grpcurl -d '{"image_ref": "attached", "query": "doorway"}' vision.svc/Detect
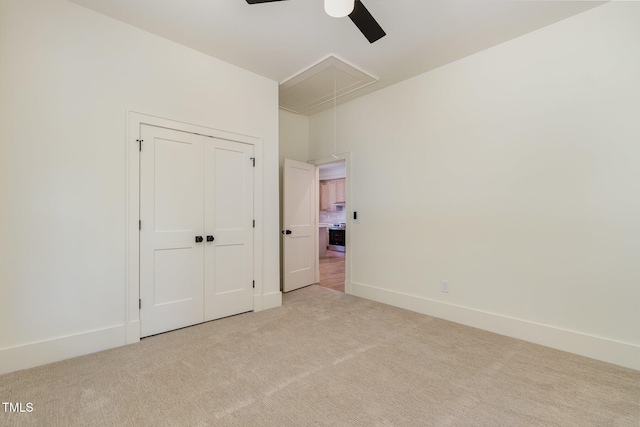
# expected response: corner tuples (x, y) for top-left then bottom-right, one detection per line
(317, 160), (347, 293)
(281, 154), (352, 295)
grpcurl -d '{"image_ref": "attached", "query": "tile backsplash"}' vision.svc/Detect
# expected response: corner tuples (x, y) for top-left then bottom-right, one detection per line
(319, 207), (346, 224)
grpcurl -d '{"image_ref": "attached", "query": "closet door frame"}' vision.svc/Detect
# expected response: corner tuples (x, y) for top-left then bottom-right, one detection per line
(126, 111), (263, 344)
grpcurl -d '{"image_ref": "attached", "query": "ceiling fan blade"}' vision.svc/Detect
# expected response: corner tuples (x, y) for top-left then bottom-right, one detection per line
(348, 0), (386, 44)
(246, 0), (286, 4)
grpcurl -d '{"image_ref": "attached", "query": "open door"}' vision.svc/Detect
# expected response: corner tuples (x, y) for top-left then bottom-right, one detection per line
(282, 159), (317, 292)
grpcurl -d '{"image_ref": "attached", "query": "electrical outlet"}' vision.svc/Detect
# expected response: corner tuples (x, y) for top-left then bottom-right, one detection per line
(441, 280), (449, 293)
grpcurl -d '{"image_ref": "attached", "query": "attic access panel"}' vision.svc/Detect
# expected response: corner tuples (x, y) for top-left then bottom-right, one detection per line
(279, 56), (378, 114)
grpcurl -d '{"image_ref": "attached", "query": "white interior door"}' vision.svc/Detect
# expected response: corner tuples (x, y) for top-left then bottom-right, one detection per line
(282, 158), (317, 292)
(140, 125), (205, 337)
(204, 137), (254, 320)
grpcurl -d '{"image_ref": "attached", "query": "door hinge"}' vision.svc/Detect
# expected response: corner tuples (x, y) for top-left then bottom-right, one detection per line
(139, 299), (141, 309)
(139, 220), (141, 230)
(137, 139), (143, 151)
(252, 280), (255, 289)
(250, 157), (255, 167)
(253, 219), (255, 228)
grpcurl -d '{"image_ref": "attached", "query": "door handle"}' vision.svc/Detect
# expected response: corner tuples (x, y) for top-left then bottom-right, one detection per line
(281, 230), (292, 235)
(195, 236), (203, 243)
(206, 235), (214, 242)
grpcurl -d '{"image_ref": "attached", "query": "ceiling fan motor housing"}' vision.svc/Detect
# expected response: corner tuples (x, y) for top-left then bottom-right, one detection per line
(245, 0), (386, 44)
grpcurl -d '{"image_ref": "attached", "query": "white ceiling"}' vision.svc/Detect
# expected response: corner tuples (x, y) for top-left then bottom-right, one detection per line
(68, 0), (603, 115)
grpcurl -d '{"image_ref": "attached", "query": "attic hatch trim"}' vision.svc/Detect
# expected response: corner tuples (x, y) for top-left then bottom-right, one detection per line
(279, 55), (378, 114)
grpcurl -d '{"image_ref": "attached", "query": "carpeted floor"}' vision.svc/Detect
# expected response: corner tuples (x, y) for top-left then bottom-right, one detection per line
(1, 285), (638, 426)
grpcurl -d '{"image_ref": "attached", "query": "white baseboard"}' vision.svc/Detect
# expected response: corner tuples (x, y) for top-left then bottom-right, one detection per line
(260, 291), (282, 311)
(351, 282), (640, 371)
(253, 295), (263, 312)
(126, 320), (140, 344)
(0, 325), (126, 375)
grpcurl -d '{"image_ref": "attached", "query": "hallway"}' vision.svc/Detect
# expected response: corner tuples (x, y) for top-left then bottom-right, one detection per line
(317, 250), (345, 292)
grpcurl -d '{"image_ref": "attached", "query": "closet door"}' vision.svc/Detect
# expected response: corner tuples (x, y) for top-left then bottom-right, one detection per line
(204, 137), (254, 320)
(139, 125), (204, 337)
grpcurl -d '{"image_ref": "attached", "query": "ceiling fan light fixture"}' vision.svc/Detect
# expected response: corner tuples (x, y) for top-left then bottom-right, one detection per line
(324, 0), (354, 18)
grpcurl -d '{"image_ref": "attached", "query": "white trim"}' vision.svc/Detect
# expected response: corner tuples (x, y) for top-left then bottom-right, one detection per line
(126, 112), (141, 344)
(126, 320), (140, 344)
(315, 166), (320, 284)
(351, 281), (640, 371)
(309, 153), (352, 294)
(252, 137), (265, 311)
(127, 111), (265, 344)
(262, 291), (283, 311)
(0, 326), (125, 375)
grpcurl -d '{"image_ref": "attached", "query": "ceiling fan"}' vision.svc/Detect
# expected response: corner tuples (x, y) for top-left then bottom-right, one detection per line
(245, 0), (386, 43)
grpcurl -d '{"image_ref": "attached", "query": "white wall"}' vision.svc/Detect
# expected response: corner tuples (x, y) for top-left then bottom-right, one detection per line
(279, 109), (309, 166)
(0, 0), (280, 374)
(309, 2), (640, 370)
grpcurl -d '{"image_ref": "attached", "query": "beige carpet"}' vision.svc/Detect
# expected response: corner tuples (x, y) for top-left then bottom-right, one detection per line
(1, 285), (638, 426)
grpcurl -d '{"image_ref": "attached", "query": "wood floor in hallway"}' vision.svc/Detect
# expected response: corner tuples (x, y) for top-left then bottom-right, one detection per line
(317, 250), (345, 292)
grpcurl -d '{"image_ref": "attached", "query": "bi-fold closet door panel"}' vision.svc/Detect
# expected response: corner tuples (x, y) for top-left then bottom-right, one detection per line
(204, 138), (254, 321)
(139, 124), (254, 338)
(140, 125), (205, 337)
